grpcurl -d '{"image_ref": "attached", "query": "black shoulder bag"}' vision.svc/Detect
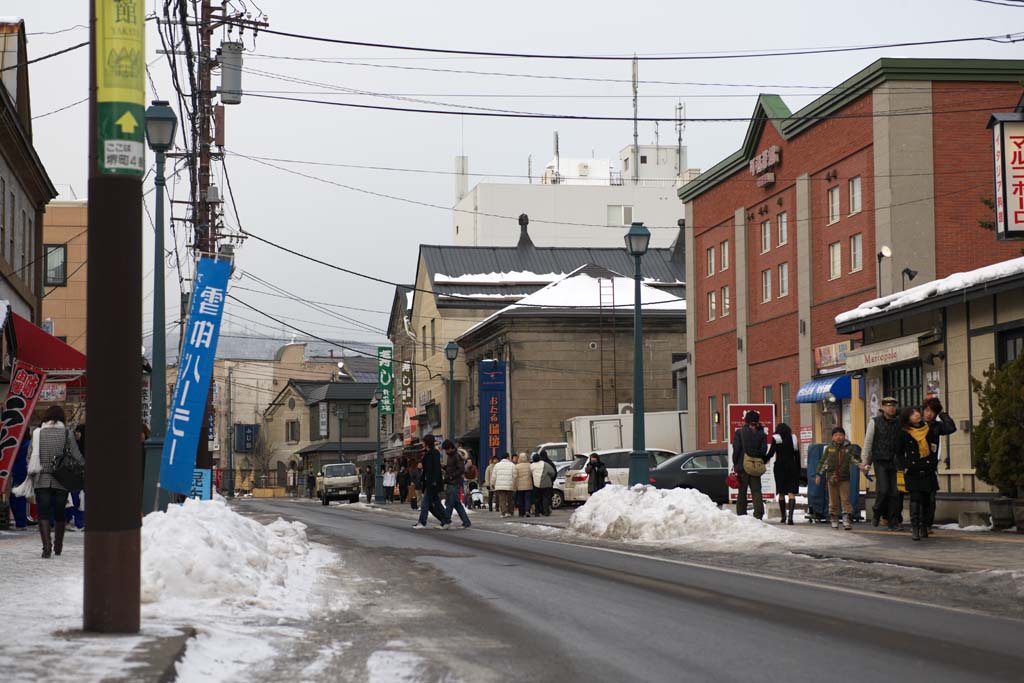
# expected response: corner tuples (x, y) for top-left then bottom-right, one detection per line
(52, 429), (86, 492)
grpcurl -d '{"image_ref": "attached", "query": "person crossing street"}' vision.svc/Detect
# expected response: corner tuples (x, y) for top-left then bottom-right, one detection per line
(442, 440), (471, 528)
(412, 435), (451, 529)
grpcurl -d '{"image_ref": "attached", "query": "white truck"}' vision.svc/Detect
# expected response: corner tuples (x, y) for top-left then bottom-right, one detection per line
(563, 411), (687, 456)
(317, 462), (361, 505)
(531, 441), (571, 463)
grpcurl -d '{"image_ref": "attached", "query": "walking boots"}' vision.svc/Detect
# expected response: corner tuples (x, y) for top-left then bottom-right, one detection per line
(787, 499), (796, 525)
(911, 525), (921, 541)
(54, 520), (66, 556)
(39, 521), (52, 559)
(778, 501), (787, 524)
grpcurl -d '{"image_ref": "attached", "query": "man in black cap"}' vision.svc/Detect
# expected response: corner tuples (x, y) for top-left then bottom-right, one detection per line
(862, 396), (903, 530)
(413, 434), (451, 529)
(732, 410), (768, 519)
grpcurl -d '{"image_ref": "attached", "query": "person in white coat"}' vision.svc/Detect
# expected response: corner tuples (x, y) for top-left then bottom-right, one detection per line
(491, 453), (517, 517)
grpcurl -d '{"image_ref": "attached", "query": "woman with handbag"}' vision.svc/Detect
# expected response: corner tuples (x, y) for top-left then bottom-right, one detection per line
(14, 405), (84, 558)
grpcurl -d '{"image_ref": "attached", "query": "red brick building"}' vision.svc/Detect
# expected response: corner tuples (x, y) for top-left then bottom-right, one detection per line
(678, 58), (1024, 454)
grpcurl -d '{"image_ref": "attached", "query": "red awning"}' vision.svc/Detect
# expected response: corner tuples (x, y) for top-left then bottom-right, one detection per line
(9, 311), (87, 374)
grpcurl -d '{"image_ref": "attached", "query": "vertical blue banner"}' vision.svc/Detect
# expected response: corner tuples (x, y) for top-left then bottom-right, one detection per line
(160, 257), (231, 494)
(478, 361), (507, 478)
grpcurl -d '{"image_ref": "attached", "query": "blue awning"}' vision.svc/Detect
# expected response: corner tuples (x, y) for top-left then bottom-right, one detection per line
(795, 374), (852, 403)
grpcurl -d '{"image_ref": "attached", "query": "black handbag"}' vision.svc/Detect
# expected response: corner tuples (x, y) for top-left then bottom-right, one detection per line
(52, 430), (86, 492)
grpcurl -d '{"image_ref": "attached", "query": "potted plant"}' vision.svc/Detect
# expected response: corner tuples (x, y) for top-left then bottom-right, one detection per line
(972, 354), (1024, 532)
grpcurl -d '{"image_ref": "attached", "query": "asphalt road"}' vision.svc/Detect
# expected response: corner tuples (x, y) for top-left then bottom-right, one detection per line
(239, 500), (1023, 683)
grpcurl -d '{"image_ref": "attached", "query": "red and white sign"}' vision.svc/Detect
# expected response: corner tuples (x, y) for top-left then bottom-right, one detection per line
(726, 403), (777, 503)
(993, 119), (1024, 240)
(0, 361), (49, 491)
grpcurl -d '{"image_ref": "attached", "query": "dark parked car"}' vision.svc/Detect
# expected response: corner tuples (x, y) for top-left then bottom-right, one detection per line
(647, 450), (730, 505)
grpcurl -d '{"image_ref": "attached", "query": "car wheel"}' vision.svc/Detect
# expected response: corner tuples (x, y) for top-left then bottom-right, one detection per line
(551, 490), (564, 509)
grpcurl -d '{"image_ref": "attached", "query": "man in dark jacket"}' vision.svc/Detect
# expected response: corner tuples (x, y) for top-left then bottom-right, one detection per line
(410, 462), (423, 510)
(732, 410), (768, 519)
(413, 435), (451, 528)
(362, 466), (375, 504)
(863, 397), (903, 530)
(442, 440), (471, 528)
(585, 453), (608, 495)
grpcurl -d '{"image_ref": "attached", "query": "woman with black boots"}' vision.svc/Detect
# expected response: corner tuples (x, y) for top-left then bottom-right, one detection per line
(767, 423), (800, 524)
(897, 406), (938, 541)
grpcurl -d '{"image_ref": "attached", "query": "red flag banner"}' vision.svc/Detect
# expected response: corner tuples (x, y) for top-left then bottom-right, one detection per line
(0, 361), (48, 492)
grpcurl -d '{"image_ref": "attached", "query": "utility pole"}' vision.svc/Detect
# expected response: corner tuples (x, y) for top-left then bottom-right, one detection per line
(226, 364), (234, 497)
(632, 55), (639, 186)
(85, 0), (146, 633)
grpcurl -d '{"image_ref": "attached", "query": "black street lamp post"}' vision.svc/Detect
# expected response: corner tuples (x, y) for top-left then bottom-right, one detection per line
(625, 222), (651, 487)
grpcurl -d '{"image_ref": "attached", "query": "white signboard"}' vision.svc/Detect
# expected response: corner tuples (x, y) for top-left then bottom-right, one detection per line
(319, 402), (328, 438)
(993, 119), (1024, 240)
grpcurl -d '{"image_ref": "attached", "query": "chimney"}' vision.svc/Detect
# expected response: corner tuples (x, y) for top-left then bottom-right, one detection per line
(517, 213), (534, 248)
(671, 218), (686, 268)
(455, 155), (469, 203)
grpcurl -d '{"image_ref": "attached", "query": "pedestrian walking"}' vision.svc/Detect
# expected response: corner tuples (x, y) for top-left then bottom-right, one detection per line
(383, 466), (397, 503)
(585, 453), (609, 496)
(397, 465), (411, 505)
(362, 466), (375, 504)
(442, 440), (471, 528)
(767, 422), (800, 524)
(533, 452), (557, 516)
(491, 453), (516, 517)
(485, 455), (499, 511)
(13, 405), (84, 558)
(862, 397), (903, 530)
(922, 397), (956, 531)
(513, 452), (534, 517)
(814, 427), (861, 530)
(410, 462), (424, 510)
(897, 407), (940, 541)
(306, 471), (316, 498)
(731, 410), (768, 519)
(412, 435), (451, 528)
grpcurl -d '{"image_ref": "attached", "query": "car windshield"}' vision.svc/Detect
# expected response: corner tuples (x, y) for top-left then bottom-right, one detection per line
(545, 446), (568, 461)
(569, 456), (587, 471)
(655, 453), (688, 469)
(324, 464), (356, 477)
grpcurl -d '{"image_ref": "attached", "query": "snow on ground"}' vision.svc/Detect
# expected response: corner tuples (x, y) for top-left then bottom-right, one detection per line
(568, 484), (793, 548)
(937, 523), (994, 533)
(366, 647), (426, 683)
(2, 499), (342, 683)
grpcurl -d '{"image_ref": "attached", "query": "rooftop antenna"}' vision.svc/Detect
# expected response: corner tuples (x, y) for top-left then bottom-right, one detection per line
(654, 121), (659, 147)
(675, 101), (686, 177)
(528, 154), (533, 184)
(632, 54), (639, 186)
(553, 131), (561, 185)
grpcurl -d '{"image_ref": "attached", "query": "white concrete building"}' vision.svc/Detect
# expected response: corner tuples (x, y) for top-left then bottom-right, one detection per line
(452, 144), (697, 248)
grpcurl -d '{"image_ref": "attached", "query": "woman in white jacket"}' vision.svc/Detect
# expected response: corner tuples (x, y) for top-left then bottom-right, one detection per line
(490, 454), (517, 517)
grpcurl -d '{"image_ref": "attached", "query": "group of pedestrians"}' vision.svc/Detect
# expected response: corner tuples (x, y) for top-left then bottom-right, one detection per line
(483, 451), (559, 518)
(411, 435), (473, 529)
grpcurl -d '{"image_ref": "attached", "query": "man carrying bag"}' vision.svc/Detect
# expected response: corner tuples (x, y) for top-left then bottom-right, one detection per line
(731, 410), (768, 520)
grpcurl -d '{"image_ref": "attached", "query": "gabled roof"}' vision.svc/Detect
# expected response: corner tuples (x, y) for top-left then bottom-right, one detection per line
(386, 284), (414, 340)
(457, 264), (685, 342)
(418, 243), (684, 309)
(679, 58), (1024, 204)
(303, 381), (377, 405)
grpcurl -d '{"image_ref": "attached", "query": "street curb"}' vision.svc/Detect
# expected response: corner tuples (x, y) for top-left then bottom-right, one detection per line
(115, 626), (196, 683)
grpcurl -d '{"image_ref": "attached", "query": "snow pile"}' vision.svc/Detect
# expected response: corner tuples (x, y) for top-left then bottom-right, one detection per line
(568, 485), (788, 547)
(835, 255), (1024, 325)
(141, 497), (311, 606)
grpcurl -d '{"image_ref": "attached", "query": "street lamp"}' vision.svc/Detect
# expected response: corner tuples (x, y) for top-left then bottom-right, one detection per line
(445, 341), (459, 442)
(371, 389), (384, 503)
(142, 100), (177, 513)
(624, 222), (651, 487)
(901, 266), (918, 291)
(876, 245), (892, 297)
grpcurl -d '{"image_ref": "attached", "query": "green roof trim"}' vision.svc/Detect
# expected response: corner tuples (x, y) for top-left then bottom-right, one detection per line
(678, 58), (1024, 204)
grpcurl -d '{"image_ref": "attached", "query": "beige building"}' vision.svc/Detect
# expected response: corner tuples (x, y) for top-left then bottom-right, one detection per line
(395, 226), (686, 449)
(41, 200), (87, 351)
(835, 256), (1024, 519)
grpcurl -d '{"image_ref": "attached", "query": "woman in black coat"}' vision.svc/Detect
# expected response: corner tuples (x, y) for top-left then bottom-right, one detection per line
(767, 423), (800, 525)
(585, 454), (608, 495)
(896, 406), (938, 542)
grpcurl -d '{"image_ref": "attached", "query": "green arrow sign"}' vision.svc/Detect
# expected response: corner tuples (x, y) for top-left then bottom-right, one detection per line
(95, 0), (145, 176)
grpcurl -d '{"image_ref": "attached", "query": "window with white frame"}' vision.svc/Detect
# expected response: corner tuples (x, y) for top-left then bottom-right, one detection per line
(850, 233), (863, 272)
(721, 393), (731, 442)
(708, 395), (718, 443)
(720, 240), (729, 270)
(778, 262), (789, 297)
(763, 385), (774, 405)
(707, 246), (716, 276)
(707, 290), (717, 321)
(849, 176), (862, 215)
(606, 204), (633, 226)
(780, 383), (791, 424)
(721, 286), (730, 317)
(761, 269), (771, 302)
(827, 187), (840, 225)
(285, 420), (301, 443)
(829, 242), (842, 280)
(777, 212), (788, 245)
(760, 220), (771, 253)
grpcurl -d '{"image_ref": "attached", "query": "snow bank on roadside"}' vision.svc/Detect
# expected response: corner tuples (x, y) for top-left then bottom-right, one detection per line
(568, 485), (788, 547)
(141, 498), (311, 606)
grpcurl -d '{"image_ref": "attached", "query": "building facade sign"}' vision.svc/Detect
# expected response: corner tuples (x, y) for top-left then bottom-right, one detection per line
(844, 335), (920, 370)
(319, 402), (328, 438)
(95, 0), (146, 176)
(749, 145), (781, 188)
(399, 361), (413, 407)
(814, 340), (854, 373)
(992, 119), (1024, 240)
(479, 361), (507, 475)
(377, 346), (394, 415)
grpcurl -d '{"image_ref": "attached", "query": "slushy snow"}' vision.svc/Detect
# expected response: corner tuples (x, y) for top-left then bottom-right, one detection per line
(568, 484), (789, 547)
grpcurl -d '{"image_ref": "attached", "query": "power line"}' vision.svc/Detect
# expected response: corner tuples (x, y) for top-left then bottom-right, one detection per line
(32, 97), (89, 120)
(231, 25), (1023, 61)
(0, 41), (89, 72)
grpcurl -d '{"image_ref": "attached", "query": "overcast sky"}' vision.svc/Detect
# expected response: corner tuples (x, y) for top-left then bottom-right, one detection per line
(9, 0), (1024, 351)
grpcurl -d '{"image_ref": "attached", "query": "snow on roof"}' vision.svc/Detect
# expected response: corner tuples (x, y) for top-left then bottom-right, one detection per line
(835, 256), (1024, 326)
(434, 271), (566, 285)
(458, 265), (684, 339)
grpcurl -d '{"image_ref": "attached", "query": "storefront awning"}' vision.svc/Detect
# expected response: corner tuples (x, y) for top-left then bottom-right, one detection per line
(796, 374), (852, 403)
(8, 310), (87, 376)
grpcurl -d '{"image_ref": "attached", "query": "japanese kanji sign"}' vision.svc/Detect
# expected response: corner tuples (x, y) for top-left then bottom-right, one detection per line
(0, 361), (48, 492)
(95, 0), (145, 176)
(993, 119), (1024, 240)
(478, 361), (507, 478)
(377, 346), (394, 416)
(160, 258), (231, 494)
